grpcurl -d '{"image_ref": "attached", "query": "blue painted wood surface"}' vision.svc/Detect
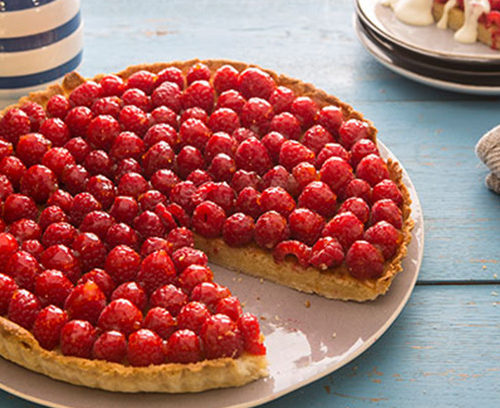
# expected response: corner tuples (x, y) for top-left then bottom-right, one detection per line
(1, 0), (499, 406)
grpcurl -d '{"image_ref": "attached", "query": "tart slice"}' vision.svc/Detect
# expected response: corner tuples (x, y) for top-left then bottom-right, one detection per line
(0, 59), (412, 392)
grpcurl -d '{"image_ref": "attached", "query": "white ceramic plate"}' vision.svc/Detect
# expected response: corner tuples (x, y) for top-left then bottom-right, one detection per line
(357, 0), (500, 63)
(0, 142), (424, 408)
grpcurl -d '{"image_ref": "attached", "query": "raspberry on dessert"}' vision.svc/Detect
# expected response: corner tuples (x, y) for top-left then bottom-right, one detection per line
(0, 174), (13, 202)
(338, 197), (370, 224)
(98, 298), (143, 335)
(179, 118), (211, 151)
(0, 233), (19, 269)
(0, 139), (13, 160)
(111, 281), (147, 310)
(215, 296), (242, 322)
(364, 221), (402, 259)
(20, 239), (44, 260)
(297, 181), (336, 218)
(42, 147), (76, 178)
(86, 115), (121, 151)
(40, 244), (81, 283)
(322, 211), (364, 251)
(343, 178), (372, 203)
(319, 156), (355, 196)
(61, 164), (90, 196)
(204, 132), (237, 162)
(8, 288), (41, 330)
(60, 319), (96, 358)
(260, 186), (296, 217)
(176, 145), (205, 179)
(235, 186), (262, 219)
(350, 138), (379, 168)
(16, 133), (51, 167)
(166, 329), (203, 363)
(137, 250), (176, 295)
(177, 301), (210, 333)
(92, 330), (127, 363)
(208, 153), (236, 182)
(309, 237), (344, 270)
(105, 245), (141, 284)
(235, 137), (272, 176)
(200, 314), (243, 359)
(144, 123), (178, 148)
(195, 181), (236, 214)
(0, 108), (31, 144)
(99, 74), (125, 97)
(232, 127), (258, 144)
(138, 190), (167, 212)
(151, 81), (182, 112)
(64, 137), (91, 164)
(46, 94), (71, 119)
(0, 155), (26, 188)
(262, 165), (292, 192)
(164, 203), (191, 228)
(80, 210), (116, 241)
(122, 88), (152, 112)
(345, 240), (384, 280)
(109, 131), (146, 162)
(187, 169), (213, 186)
(8, 218), (41, 242)
(69, 192), (101, 226)
(5, 250), (41, 292)
(279, 140), (315, 172)
(254, 210), (289, 249)
(338, 119), (370, 149)
(32, 305), (68, 350)
(64, 281), (106, 324)
(153, 204), (178, 234)
(78, 268), (116, 299)
(140, 237), (170, 258)
(372, 179), (403, 207)
(238, 313), (266, 355)
(127, 329), (165, 367)
(292, 162), (317, 193)
(187, 62), (211, 84)
(181, 80), (215, 114)
(133, 210), (166, 239)
(290, 96), (318, 129)
(47, 189), (74, 213)
(34, 269), (73, 308)
(157, 66), (185, 90)
(117, 172), (149, 198)
(237, 67), (275, 100)
(142, 141), (175, 178)
(20, 164), (58, 204)
(127, 70), (158, 95)
(150, 107), (178, 130)
(192, 201), (226, 238)
(109, 196), (139, 225)
(303, 125), (334, 155)
(177, 264), (214, 294)
(91, 96), (123, 118)
(208, 108), (240, 134)
(0, 273), (18, 314)
(180, 107), (209, 124)
(213, 64), (239, 93)
(288, 208), (325, 246)
(231, 169), (261, 193)
(118, 105), (150, 136)
(114, 158), (142, 181)
(356, 153), (390, 186)
(39, 118), (70, 147)
(190, 282), (231, 311)
(171, 247), (208, 272)
(269, 86), (295, 114)
(240, 98), (274, 135)
(317, 105), (344, 135)
(222, 212), (255, 247)
(273, 240), (311, 268)
(261, 131), (286, 164)
(3, 194), (38, 223)
(69, 81), (102, 107)
(371, 199), (403, 229)
(166, 227), (195, 253)
(150, 284), (188, 316)
(73, 231), (110, 270)
(143, 307), (176, 339)
(64, 106), (93, 137)
(86, 175), (117, 209)
(269, 112), (302, 140)
(150, 169), (180, 197)
(42, 221), (76, 248)
(216, 90), (246, 115)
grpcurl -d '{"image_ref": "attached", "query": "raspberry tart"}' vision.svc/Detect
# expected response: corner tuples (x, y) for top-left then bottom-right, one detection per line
(0, 60), (412, 392)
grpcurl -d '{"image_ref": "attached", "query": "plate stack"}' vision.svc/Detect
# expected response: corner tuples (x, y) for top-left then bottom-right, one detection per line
(354, 0), (500, 95)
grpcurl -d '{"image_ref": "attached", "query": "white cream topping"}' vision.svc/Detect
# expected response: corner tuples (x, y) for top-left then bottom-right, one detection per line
(437, 0), (458, 29)
(455, 0), (491, 43)
(384, 0), (435, 26)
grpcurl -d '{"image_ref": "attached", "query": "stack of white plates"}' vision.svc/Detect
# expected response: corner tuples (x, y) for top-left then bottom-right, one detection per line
(354, 0), (500, 95)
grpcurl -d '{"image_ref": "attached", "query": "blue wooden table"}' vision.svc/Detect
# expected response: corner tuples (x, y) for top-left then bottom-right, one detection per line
(1, 0), (499, 406)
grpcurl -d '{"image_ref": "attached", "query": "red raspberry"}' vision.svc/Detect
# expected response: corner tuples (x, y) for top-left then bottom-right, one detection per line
(350, 138), (379, 168)
(269, 86), (295, 113)
(92, 330), (127, 363)
(65, 106), (93, 137)
(0, 108), (31, 144)
(140, 237), (170, 258)
(20, 239), (44, 260)
(364, 221), (402, 259)
(0, 155), (26, 188)
(240, 97), (274, 135)
(110, 131), (145, 162)
(69, 81), (102, 107)
(344, 178), (372, 203)
(200, 314), (243, 359)
(114, 158), (142, 181)
(111, 281), (147, 310)
(86, 115), (121, 150)
(319, 156), (354, 194)
(179, 118), (211, 151)
(0, 174), (13, 201)
(127, 329), (165, 366)
(181, 80), (215, 113)
(139, 190), (167, 212)
(166, 329), (203, 363)
(98, 299), (143, 335)
(60, 320), (96, 358)
(117, 172), (149, 198)
(205, 132), (236, 161)
(288, 208), (325, 245)
(238, 313), (266, 355)
(260, 186), (296, 217)
(371, 199), (403, 229)
(142, 141), (175, 178)
(177, 264), (213, 294)
(119, 105), (150, 136)
(137, 250), (176, 295)
(290, 96), (318, 129)
(235, 186), (262, 219)
(91, 96), (123, 118)
(171, 247), (208, 272)
(232, 127), (258, 144)
(42, 221), (76, 247)
(16, 133), (51, 167)
(372, 179), (403, 207)
(80, 210), (115, 241)
(166, 227), (194, 253)
(150, 169), (180, 196)
(222, 212), (255, 247)
(61, 164), (89, 195)
(39, 118), (70, 146)
(262, 165), (292, 193)
(235, 137), (272, 176)
(269, 112), (302, 140)
(208, 153), (236, 182)
(78, 268), (115, 299)
(86, 175), (116, 209)
(150, 284), (188, 316)
(0, 273), (18, 314)
(322, 212), (364, 250)
(216, 90), (246, 114)
(8, 288), (41, 330)
(187, 169), (213, 186)
(8, 218), (41, 242)
(192, 201), (226, 238)
(133, 210), (166, 239)
(231, 169), (261, 193)
(176, 145), (205, 179)
(279, 140), (315, 171)
(0, 139), (13, 160)
(190, 282), (230, 311)
(213, 64), (239, 93)
(32, 305), (68, 350)
(68, 192), (101, 227)
(165, 203), (191, 227)
(109, 196), (139, 225)
(317, 105), (344, 135)
(143, 307), (176, 339)
(338, 197), (370, 224)
(42, 147), (76, 178)
(302, 125), (334, 155)
(309, 237), (344, 270)
(151, 81), (182, 112)
(3, 194), (38, 223)
(0, 219), (5, 233)
(238, 67), (275, 99)
(150, 106), (178, 129)
(47, 190), (74, 213)
(46, 94), (71, 118)
(215, 296), (242, 321)
(273, 240), (311, 267)
(261, 132), (285, 164)
(153, 204), (178, 234)
(180, 107), (208, 124)
(255, 210), (289, 248)
(127, 70), (157, 94)
(338, 119), (370, 149)
(177, 301), (210, 333)
(345, 240), (384, 279)
(105, 223), (139, 250)
(64, 137), (90, 163)
(208, 108), (240, 134)
(144, 123), (178, 148)
(40, 244), (81, 283)
(20, 164), (58, 204)
(99, 74), (125, 96)
(187, 62), (211, 84)
(157, 66), (185, 90)
(105, 245), (141, 284)
(64, 281), (106, 324)
(0, 233), (22, 268)
(5, 250), (41, 291)
(292, 162), (317, 193)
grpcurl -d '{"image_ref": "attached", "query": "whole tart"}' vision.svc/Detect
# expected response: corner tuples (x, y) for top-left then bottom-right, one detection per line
(0, 59), (413, 393)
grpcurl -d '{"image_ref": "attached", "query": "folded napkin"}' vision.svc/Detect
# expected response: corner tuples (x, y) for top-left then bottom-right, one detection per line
(476, 125), (500, 194)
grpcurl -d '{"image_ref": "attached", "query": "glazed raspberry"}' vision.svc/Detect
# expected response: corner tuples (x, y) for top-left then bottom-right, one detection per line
(92, 331), (127, 363)
(42, 222), (76, 248)
(150, 169), (180, 196)
(5, 250), (41, 291)
(240, 97), (274, 135)
(153, 204), (178, 234)
(108, 204), (140, 237)
(169, 180), (197, 213)
(16, 133), (51, 167)
(32, 305), (68, 350)
(80, 211), (115, 240)
(371, 199), (403, 229)
(60, 320), (96, 358)
(0, 174), (13, 202)
(176, 145), (205, 179)
(216, 90), (246, 115)
(238, 313), (266, 355)
(222, 212), (255, 247)
(187, 169), (213, 186)
(192, 201), (226, 238)
(110, 131), (146, 162)
(139, 237), (168, 258)
(179, 118), (211, 151)
(199, 180), (237, 214)
(65, 106), (93, 137)
(138, 190), (166, 213)
(165, 203), (191, 227)
(119, 105), (149, 136)
(269, 112), (302, 140)
(114, 158), (142, 181)
(144, 123), (178, 149)
(78, 268), (115, 299)
(136, 249), (176, 295)
(235, 137), (272, 176)
(41, 147), (76, 179)
(309, 237), (344, 270)
(172, 247), (208, 273)
(151, 81), (182, 112)
(122, 88), (151, 112)
(269, 86), (295, 113)
(0, 155), (26, 188)
(39, 118), (70, 146)
(127, 329), (165, 366)
(208, 153), (236, 182)
(180, 107), (209, 124)
(133, 211), (165, 239)
(3, 194), (38, 223)
(150, 106), (178, 129)
(64, 137), (90, 163)
(117, 172), (149, 198)
(61, 164), (89, 195)
(127, 70), (158, 94)
(260, 133), (284, 165)
(290, 96), (318, 129)
(69, 192), (102, 226)
(288, 208), (325, 246)
(350, 138), (379, 168)
(91, 96), (123, 118)
(372, 179), (403, 207)
(208, 108), (240, 134)
(109, 196), (139, 226)
(150, 284), (188, 316)
(111, 281), (146, 310)
(157, 66), (185, 90)
(8, 219), (41, 242)
(231, 169), (261, 193)
(338, 197), (370, 224)
(8, 288), (41, 329)
(235, 187), (262, 219)
(302, 126), (333, 157)
(64, 280), (106, 324)
(190, 282), (231, 311)
(20, 239), (44, 260)
(238, 67), (275, 99)
(181, 80), (215, 113)
(255, 210), (289, 249)
(344, 178), (372, 203)
(319, 156), (354, 194)
(143, 307), (176, 339)
(364, 221), (402, 259)
(46, 94), (71, 118)
(186, 62), (211, 84)
(317, 105), (344, 135)
(205, 133), (236, 162)
(20, 164), (58, 204)
(292, 162), (317, 193)
(142, 142), (175, 178)
(105, 245), (141, 284)
(86, 115), (121, 151)
(86, 175), (116, 209)
(46, 190), (73, 213)
(273, 240), (311, 267)
(346, 240), (384, 279)
(40, 244), (81, 283)
(200, 314), (243, 359)
(322, 212), (364, 251)
(279, 140), (315, 171)
(260, 186), (296, 217)
(177, 264), (213, 294)
(166, 329), (203, 363)
(232, 127), (258, 144)
(339, 119), (370, 149)
(69, 81), (101, 107)
(166, 227), (195, 253)
(100, 74), (125, 96)
(0, 108), (31, 144)
(315, 143), (351, 168)
(0, 139), (13, 160)
(177, 301), (210, 333)
(0, 274), (18, 314)
(261, 165), (292, 192)
(98, 299), (143, 335)
(215, 296), (242, 321)
(213, 64), (239, 93)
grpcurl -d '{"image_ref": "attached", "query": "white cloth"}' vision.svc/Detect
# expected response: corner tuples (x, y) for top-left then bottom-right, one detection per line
(475, 125), (500, 194)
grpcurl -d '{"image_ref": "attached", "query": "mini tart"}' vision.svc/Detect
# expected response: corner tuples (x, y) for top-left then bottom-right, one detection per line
(0, 59), (413, 392)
